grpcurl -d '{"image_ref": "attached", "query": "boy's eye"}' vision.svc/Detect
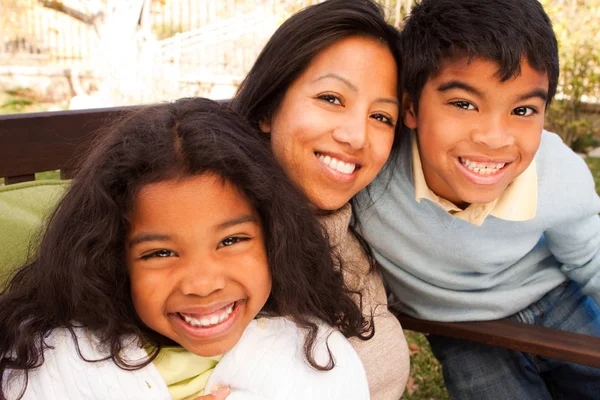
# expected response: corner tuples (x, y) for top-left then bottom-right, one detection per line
(141, 249), (176, 260)
(513, 106), (536, 117)
(218, 236), (250, 249)
(371, 113), (395, 127)
(317, 94), (342, 105)
(451, 101), (476, 110)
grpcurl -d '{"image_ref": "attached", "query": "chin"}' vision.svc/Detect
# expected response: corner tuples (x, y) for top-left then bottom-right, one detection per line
(459, 190), (503, 206)
(313, 197), (349, 211)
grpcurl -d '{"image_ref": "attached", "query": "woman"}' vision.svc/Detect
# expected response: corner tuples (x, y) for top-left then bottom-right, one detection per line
(233, 0), (410, 398)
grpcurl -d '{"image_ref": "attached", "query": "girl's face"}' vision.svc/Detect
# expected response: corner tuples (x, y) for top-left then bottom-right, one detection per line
(126, 174), (271, 356)
(260, 35), (398, 210)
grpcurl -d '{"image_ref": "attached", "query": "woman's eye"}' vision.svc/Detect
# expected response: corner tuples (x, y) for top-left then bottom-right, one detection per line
(513, 106), (536, 117)
(371, 113), (395, 127)
(451, 101), (476, 110)
(141, 249), (175, 260)
(218, 236), (250, 249)
(317, 94), (342, 105)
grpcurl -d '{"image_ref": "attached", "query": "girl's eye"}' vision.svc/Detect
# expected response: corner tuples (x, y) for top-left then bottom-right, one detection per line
(141, 249), (176, 260)
(451, 101), (476, 110)
(371, 113), (395, 127)
(513, 106), (536, 117)
(317, 94), (342, 105)
(218, 236), (250, 249)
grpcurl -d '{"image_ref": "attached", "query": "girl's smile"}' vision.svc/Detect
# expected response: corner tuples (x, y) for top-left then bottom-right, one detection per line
(170, 300), (243, 340)
(126, 174), (271, 357)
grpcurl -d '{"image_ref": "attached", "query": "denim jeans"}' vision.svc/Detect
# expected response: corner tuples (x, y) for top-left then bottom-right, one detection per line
(427, 281), (600, 400)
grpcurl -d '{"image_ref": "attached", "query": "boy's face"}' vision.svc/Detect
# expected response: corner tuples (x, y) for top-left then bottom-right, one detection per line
(126, 174), (271, 357)
(404, 57), (548, 207)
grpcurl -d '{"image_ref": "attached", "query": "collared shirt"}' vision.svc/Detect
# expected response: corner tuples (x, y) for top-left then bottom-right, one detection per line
(411, 132), (537, 226)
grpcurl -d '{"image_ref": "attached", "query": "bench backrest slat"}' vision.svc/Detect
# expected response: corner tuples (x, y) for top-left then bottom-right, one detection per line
(0, 106), (140, 183)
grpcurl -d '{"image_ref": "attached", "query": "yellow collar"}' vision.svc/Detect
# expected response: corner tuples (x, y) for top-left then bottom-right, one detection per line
(412, 132), (537, 226)
(153, 346), (222, 400)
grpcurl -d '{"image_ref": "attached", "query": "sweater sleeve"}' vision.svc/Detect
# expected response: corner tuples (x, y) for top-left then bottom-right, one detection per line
(206, 318), (370, 400)
(541, 133), (600, 306)
(3, 328), (170, 400)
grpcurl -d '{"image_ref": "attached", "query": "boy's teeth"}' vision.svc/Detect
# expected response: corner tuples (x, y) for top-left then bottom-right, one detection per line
(316, 152), (356, 174)
(460, 158), (505, 175)
(180, 303), (235, 328)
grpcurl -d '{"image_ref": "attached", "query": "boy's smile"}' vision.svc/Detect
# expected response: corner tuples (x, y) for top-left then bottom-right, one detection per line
(404, 56), (549, 208)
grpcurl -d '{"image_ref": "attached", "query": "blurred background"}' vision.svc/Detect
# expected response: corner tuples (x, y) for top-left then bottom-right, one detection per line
(0, 1), (598, 398)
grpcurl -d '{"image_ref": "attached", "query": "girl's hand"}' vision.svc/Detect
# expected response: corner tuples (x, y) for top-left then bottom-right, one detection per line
(195, 386), (230, 400)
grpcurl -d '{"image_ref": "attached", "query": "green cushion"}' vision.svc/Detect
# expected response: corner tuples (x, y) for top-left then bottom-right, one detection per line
(0, 180), (69, 284)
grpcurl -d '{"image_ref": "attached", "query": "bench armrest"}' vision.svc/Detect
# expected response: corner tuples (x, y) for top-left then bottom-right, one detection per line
(393, 311), (600, 368)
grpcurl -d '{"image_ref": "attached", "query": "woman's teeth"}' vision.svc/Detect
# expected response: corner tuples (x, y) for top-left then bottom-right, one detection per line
(316, 153), (356, 174)
(179, 303), (235, 328)
(460, 158), (506, 175)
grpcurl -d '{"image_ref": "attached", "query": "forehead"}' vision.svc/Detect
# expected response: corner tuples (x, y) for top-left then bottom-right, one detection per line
(297, 35), (397, 89)
(129, 174), (255, 227)
(430, 56), (549, 89)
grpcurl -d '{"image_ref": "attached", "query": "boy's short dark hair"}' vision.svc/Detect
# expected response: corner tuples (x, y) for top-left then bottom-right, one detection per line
(400, 0), (559, 112)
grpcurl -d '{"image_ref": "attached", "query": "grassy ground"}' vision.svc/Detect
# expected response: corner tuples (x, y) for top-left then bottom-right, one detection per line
(401, 331), (449, 399)
(585, 157), (600, 191)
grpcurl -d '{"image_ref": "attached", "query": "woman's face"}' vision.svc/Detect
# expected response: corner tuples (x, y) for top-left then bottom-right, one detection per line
(260, 35), (398, 210)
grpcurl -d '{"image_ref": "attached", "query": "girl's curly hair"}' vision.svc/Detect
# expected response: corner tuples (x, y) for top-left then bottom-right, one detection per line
(0, 98), (372, 399)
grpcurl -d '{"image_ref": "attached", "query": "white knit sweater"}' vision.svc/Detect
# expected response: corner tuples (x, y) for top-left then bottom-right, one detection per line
(4, 318), (369, 400)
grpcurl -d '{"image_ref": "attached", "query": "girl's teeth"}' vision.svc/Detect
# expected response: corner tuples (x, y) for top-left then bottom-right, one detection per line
(316, 153), (356, 174)
(180, 303), (235, 328)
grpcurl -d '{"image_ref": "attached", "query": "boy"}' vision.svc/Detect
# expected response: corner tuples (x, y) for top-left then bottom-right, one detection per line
(357, 0), (600, 398)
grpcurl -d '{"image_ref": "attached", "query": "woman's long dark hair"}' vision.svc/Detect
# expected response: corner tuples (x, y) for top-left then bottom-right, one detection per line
(232, 0), (405, 270)
(0, 98), (370, 399)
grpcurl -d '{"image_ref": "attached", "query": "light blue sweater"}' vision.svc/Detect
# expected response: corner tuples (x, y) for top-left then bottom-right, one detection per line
(357, 130), (600, 321)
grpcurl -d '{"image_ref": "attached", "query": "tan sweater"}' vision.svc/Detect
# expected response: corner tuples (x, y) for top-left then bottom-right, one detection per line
(318, 204), (409, 400)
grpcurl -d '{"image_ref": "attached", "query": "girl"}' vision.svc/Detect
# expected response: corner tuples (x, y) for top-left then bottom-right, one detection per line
(0, 98), (370, 399)
(233, 0), (410, 398)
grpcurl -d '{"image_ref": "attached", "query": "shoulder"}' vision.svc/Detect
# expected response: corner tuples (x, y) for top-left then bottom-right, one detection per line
(3, 327), (168, 400)
(535, 130), (600, 220)
(207, 318), (369, 399)
(536, 130), (591, 179)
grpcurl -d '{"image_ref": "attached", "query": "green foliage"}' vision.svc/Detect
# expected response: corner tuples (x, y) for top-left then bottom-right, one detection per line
(542, 0), (600, 147)
(585, 157), (600, 193)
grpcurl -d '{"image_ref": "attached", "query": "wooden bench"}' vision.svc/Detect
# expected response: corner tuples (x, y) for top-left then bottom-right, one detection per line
(2, 107), (600, 369)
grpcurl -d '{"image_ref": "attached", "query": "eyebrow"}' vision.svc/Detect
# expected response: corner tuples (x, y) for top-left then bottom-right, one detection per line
(438, 80), (548, 104)
(312, 73), (399, 106)
(216, 214), (258, 230)
(128, 233), (171, 248)
(313, 73), (358, 91)
(127, 214), (258, 248)
(516, 89), (548, 104)
(437, 80), (484, 98)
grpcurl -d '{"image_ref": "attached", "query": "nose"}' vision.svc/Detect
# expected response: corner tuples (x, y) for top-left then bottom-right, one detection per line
(332, 114), (368, 150)
(470, 116), (515, 149)
(177, 257), (226, 297)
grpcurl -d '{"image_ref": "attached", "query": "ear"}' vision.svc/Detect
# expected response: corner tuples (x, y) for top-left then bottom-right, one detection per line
(402, 93), (418, 129)
(259, 116), (271, 134)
